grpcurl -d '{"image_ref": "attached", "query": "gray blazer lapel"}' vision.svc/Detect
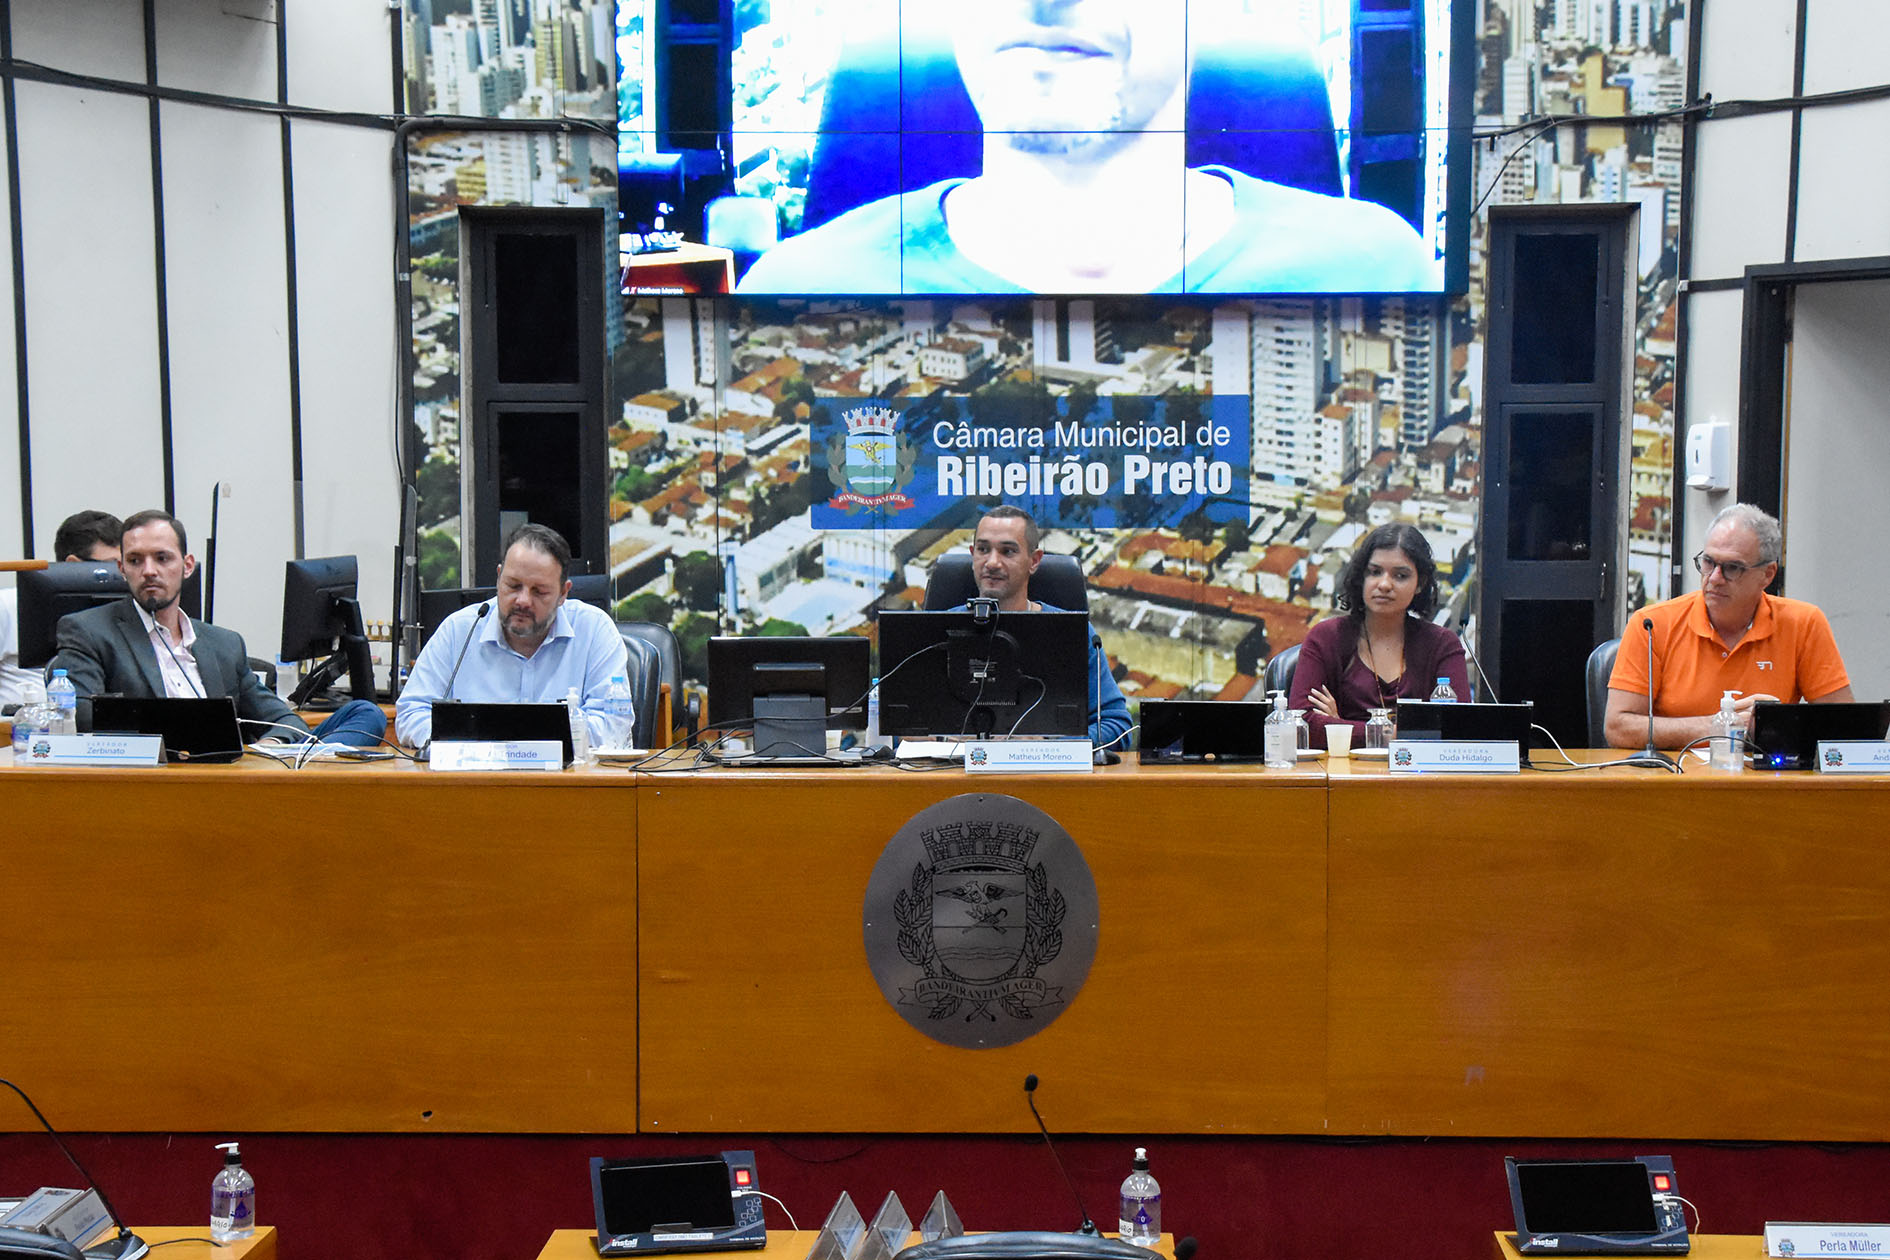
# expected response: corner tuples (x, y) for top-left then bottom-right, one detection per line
(113, 601), (171, 698)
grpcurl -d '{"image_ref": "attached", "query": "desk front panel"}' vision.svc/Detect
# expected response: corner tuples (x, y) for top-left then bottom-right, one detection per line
(0, 762), (636, 1132)
(1328, 769), (1890, 1139)
(635, 764), (1327, 1133)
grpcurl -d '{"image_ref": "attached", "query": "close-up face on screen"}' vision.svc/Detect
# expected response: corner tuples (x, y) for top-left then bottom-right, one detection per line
(618, 0), (1460, 297)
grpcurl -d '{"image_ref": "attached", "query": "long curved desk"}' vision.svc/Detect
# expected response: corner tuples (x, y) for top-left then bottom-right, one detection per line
(4, 753), (1887, 1140)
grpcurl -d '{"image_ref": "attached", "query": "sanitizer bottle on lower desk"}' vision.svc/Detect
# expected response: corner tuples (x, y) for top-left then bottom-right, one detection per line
(1429, 675), (1458, 703)
(210, 1141), (256, 1242)
(1263, 690), (1296, 769)
(1711, 689), (1746, 772)
(1118, 1147), (1161, 1248)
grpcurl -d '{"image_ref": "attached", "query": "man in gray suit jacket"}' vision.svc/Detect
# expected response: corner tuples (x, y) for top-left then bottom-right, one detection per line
(49, 509), (384, 746)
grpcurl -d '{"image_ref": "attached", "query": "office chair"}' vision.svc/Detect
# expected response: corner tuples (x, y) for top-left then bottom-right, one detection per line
(1585, 638), (1621, 749)
(618, 620), (696, 746)
(803, 18), (1343, 231)
(1262, 641), (1302, 699)
(923, 553), (1088, 612)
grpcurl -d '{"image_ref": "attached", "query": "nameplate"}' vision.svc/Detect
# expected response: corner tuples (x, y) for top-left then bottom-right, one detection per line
(963, 739), (1094, 774)
(429, 740), (564, 771)
(1387, 739), (1521, 774)
(19, 733), (165, 766)
(1815, 741), (1890, 774)
(1765, 1222), (1890, 1257)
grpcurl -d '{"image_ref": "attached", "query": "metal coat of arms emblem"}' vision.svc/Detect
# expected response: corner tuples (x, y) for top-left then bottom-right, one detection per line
(863, 793), (1098, 1049)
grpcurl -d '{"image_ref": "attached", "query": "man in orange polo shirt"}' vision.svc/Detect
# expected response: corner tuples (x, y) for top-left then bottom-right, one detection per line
(1604, 502), (1853, 749)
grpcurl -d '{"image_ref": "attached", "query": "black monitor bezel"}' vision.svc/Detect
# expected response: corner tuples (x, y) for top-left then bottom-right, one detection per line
(706, 635), (872, 734)
(876, 609), (1090, 741)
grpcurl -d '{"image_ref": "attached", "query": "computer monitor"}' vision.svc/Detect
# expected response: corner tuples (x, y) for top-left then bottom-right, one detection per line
(876, 609), (1090, 741)
(17, 560), (203, 670)
(706, 635), (871, 759)
(280, 555), (374, 708)
(418, 575), (614, 646)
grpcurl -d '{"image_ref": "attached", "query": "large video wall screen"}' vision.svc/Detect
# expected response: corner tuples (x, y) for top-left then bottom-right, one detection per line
(618, 0), (1468, 298)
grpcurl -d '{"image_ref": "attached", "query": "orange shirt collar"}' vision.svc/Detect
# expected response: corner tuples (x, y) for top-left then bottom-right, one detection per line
(1683, 589), (1774, 648)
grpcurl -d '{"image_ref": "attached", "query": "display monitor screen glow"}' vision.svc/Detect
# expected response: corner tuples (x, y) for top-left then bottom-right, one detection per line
(617, 0), (1469, 297)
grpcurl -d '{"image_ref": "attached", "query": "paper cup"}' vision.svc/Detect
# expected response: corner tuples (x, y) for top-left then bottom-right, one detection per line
(1326, 724), (1353, 758)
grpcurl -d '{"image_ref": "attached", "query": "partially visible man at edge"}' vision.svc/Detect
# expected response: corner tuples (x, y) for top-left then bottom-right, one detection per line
(1604, 502), (1852, 750)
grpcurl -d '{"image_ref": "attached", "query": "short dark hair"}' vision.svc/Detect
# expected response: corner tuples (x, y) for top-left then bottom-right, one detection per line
(119, 509), (188, 556)
(978, 504), (1041, 551)
(500, 522), (571, 582)
(1337, 523), (1440, 620)
(53, 510), (123, 560)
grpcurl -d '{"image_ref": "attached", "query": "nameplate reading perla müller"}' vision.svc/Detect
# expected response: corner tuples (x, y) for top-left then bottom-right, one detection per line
(1765, 1222), (1890, 1257)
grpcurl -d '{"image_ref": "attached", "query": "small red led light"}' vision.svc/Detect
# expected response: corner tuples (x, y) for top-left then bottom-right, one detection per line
(735, 1169), (753, 1187)
(1653, 1174), (1671, 1191)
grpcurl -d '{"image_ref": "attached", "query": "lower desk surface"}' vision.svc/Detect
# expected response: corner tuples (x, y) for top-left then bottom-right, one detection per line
(131, 1226), (277, 1258)
(537, 1232), (1176, 1259)
(1493, 1234), (1760, 1259)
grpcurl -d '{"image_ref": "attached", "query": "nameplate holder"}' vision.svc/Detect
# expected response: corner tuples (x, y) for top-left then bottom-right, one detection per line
(429, 740), (564, 771)
(963, 739), (1094, 774)
(20, 734), (164, 766)
(1765, 1222), (1890, 1257)
(1815, 741), (1890, 774)
(1387, 739), (1521, 774)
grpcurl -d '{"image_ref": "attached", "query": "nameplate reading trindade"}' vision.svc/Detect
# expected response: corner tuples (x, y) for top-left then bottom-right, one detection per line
(1387, 739), (1521, 774)
(18, 733), (165, 766)
(428, 740), (564, 771)
(1815, 741), (1890, 774)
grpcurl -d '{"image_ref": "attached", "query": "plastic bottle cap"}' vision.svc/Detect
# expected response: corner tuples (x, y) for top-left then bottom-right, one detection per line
(1132, 1147), (1150, 1170)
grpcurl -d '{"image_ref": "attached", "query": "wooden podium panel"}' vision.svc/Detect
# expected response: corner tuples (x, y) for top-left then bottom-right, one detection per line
(635, 764), (1328, 1133)
(1328, 770), (1890, 1139)
(0, 762), (637, 1132)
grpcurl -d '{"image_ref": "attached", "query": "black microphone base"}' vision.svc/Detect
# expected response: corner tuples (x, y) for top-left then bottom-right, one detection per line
(84, 1230), (149, 1260)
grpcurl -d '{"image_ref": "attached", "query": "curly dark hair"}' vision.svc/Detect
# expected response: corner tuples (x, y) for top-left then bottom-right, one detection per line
(1336, 524), (1439, 620)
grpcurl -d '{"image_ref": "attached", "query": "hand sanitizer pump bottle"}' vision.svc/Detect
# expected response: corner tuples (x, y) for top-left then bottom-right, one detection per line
(1263, 690), (1297, 769)
(210, 1141), (256, 1241)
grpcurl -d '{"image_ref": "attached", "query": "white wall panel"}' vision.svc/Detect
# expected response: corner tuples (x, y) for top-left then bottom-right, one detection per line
(1792, 101), (1890, 263)
(154, 0), (277, 102)
(159, 100), (294, 653)
(1801, 0), (1890, 94)
(1676, 288), (1744, 563)
(290, 121), (400, 629)
(285, 0), (395, 114)
(1687, 113), (1792, 279)
(15, 82), (167, 529)
(1783, 279), (1890, 702)
(1694, 0), (1799, 101)
(12, 0), (145, 82)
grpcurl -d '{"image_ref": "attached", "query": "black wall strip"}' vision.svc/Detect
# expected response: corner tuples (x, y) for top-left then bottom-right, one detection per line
(1783, 0), (1809, 263)
(143, 0), (175, 515)
(278, 1), (304, 557)
(1, 0), (31, 554)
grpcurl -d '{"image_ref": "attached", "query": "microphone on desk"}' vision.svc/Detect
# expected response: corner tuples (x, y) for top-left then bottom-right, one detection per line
(1023, 1074), (1100, 1237)
(1174, 1238), (1198, 1260)
(443, 603), (490, 703)
(0, 1078), (149, 1260)
(1636, 617), (1677, 769)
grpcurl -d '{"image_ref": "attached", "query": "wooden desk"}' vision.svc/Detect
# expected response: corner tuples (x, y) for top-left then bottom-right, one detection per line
(131, 1225), (277, 1258)
(537, 1230), (1177, 1259)
(1494, 1232), (1761, 1259)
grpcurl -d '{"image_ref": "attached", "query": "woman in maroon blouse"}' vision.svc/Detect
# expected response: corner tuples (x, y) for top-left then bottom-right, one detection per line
(1288, 523), (1470, 750)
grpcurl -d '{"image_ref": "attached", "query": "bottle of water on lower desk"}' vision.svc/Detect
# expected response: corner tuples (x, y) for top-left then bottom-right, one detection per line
(46, 668), (78, 735)
(1429, 676), (1458, 703)
(603, 674), (636, 748)
(1118, 1147), (1161, 1248)
(11, 681), (46, 759)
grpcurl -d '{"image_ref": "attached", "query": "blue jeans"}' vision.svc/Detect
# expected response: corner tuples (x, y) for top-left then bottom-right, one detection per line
(310, 699), (387, 747)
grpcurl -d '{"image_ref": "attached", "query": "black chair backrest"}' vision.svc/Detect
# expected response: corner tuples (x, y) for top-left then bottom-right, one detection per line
(615, 629), (666, 748)
(1585, 637), (1621, 748)
(923, 552), (1087, 612)
(1263, 641), (1302, 700)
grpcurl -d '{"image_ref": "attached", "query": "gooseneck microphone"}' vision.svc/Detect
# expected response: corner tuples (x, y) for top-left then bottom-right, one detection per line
(1636, 616), (1677, 769)
(1023, 1074), (1100, 1236)
(442, 603), (491, 703)
(1, 1078), (148, 1260)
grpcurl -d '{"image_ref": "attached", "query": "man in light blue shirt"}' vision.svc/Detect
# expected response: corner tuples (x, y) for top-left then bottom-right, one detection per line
(395, 523), (631, 749)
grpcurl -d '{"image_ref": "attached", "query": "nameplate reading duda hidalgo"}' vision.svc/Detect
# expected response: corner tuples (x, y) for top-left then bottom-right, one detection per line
(862, 794), (1098, 1049)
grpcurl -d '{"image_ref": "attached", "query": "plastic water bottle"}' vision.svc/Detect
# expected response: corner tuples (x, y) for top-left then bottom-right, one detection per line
(864, 678), (881, 746)
(46, 669), (77, 735)
(1429, 676), (1458, 703)
(1263, 690), (1296, 769)
(1711, 689), (1746, 772)
(209, 1141), (256, 1241)
(11, 680), (46, 759)
(565, 686), (594, 765)
(603, 674), (636, 748)
(1118, 1147), (1161, 1248)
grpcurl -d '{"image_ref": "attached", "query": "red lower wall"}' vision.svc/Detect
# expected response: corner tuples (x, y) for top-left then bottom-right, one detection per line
(4, 1133), (1886, 1259)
